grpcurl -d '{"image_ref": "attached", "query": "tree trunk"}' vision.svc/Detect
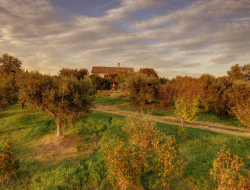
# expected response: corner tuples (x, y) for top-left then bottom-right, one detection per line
(56, 122), (63, 138)
(21, 103), (24, 110)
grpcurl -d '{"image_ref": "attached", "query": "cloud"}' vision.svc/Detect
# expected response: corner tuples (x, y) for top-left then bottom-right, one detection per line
(0, 0), (249, 78)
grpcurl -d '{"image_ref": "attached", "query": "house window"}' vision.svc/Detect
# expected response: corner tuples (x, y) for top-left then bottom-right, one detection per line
(104, 75), (108, 78)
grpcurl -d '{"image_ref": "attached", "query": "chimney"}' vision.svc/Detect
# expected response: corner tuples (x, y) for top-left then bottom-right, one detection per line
(118, 63), (120, 68)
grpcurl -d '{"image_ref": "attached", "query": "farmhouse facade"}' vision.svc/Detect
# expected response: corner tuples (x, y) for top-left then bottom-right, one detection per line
(91, 63), (134, 88)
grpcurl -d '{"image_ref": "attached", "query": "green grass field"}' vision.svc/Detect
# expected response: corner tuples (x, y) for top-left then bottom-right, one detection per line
(0, 103), (250, 189)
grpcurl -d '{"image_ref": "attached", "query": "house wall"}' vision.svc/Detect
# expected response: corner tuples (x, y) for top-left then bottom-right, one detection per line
(92, 73), (109, 78)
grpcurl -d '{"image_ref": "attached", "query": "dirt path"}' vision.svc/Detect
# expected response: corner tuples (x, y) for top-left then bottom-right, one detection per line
(93, 104), (250, 138)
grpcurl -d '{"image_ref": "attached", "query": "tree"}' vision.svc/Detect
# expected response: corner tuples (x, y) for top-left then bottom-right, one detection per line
(138, 67), (159, 78)
(172, 76), (205, 140)
(0, 79), (16, 111)
(159, 77), (169, 84)
(0, 53), (22, 74)
(16, 70), (96, 138)
(58, 68), (88, 80)
(89, 74), (111, 90)
(125, 73), (160, 105)
(158, 81), (174, 107)
(227, 63), (250, 81)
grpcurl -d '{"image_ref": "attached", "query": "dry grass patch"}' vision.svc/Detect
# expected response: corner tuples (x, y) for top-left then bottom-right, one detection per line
(30, 135), (87, 163)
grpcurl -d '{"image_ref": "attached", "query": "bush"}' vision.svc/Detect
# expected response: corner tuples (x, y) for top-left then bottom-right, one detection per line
(58, 68), (88, 80)
(103, 139), (146, 190)
(110, 91), (124, 98)
(124, 73), (160, 105)
(89, 74), (111, 90)
(210, 145), (246, 190)
(178, 126), (188, 142)
(123, 112), (159, 149)
(0, 141), (20, 183)
(150, 133), (186, 189)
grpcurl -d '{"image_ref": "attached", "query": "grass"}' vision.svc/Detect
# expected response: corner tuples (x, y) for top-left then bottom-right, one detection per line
(0, 103), (250, 189)
(95, 96), (244, 128)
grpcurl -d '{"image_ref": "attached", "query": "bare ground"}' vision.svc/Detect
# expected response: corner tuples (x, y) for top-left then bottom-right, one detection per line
(93, 104), (250, 138)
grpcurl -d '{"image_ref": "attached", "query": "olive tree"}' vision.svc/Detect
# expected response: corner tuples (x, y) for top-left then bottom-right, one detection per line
(0, 79), (16, 111)
(16, 70), (96, 138)
(58, 68), (88, 80)
(0, 53), (22, 74)
(124, 73), (160, 105)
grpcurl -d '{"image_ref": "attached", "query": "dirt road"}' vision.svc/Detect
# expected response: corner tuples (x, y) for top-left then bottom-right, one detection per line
(93, 104), (250, 138)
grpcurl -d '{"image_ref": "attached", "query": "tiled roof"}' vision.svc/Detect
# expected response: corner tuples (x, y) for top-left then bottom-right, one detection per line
(91, 66), (134, 74)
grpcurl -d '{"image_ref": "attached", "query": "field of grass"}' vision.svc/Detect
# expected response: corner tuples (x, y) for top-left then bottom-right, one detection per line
(0, 103), (250, 189)
(96, 96), (243, 128)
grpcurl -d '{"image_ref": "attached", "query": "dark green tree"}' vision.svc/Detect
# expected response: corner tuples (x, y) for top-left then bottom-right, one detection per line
(89, 75), (111, 90)
(0, 53), (22, 74)
(0, 79), (16, 111)
(16, 70), (96, 138)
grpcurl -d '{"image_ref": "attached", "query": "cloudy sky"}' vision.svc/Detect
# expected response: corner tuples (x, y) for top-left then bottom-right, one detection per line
(0, 0), (250, 78)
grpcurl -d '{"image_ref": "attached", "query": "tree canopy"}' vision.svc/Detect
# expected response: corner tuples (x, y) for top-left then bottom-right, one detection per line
(58, 68), (88, 80)
(0, 53), (22, 74)
(227, 63), (250, 81)
(16, 70), (96, 137)
(138, 68), (159, 78)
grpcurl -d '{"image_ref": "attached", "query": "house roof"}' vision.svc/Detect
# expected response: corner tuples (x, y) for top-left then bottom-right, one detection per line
(91, 66), (134, 74)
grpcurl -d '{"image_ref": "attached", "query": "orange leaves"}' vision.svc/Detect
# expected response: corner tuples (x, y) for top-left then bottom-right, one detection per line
(210, 145), (246, 189)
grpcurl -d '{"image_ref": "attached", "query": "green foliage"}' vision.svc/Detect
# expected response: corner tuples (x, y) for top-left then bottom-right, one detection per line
(138, 67), (159, 78)
(159, 77), (169, 84)
(210, 145), (246, 189)
(0, 141), (20, 183)
(125, 73), (160, 105)
(89, 74), (111, 90)
(58, 68), (88, 80)
(0, 79), (16, 110)
(103, 139), (146, 190)
(150, 133), (186, 189)
(0, 53), (22, 74)
(200, 75), (233, 116)
(123, 112), (159, 149)
(15, 70), (96, 137)
(174, 96), (200, 127)
(178, 126), (188, 142)
(108, 72), (118, 81)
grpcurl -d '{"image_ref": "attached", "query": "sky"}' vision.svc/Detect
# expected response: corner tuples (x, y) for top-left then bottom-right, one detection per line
(0, 0), (250, 79)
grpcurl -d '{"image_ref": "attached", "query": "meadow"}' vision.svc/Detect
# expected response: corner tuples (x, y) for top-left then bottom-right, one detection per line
(0, 102), (250, 190)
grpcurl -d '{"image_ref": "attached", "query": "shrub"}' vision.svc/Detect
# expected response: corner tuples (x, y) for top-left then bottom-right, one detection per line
(124, 73), (160, 105)
(122, 112), (159, 149)
(150, 133), (186, 189)
(0, 141), (20, 183)
(110, 91), (124, 98)
(178, 126), (188, 142)
(103, 139), (146, 190)
(210, 145), (246, 190)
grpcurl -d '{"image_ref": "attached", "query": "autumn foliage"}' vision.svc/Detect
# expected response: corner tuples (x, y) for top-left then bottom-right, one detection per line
(151, 133), (186, 189)
(210, 145), (246, 190)
(0, 141), (20, 183)
(103, 139), (146, 190)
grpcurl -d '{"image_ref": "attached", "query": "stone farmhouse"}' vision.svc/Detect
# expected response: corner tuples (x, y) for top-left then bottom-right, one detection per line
(91, 63), (134, 88)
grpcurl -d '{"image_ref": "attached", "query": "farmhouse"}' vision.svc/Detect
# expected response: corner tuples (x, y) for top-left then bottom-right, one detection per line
(91, 63), (134, 88)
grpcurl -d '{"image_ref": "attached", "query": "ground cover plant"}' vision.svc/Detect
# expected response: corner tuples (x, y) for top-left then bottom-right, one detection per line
(0, 103), (250, 189)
